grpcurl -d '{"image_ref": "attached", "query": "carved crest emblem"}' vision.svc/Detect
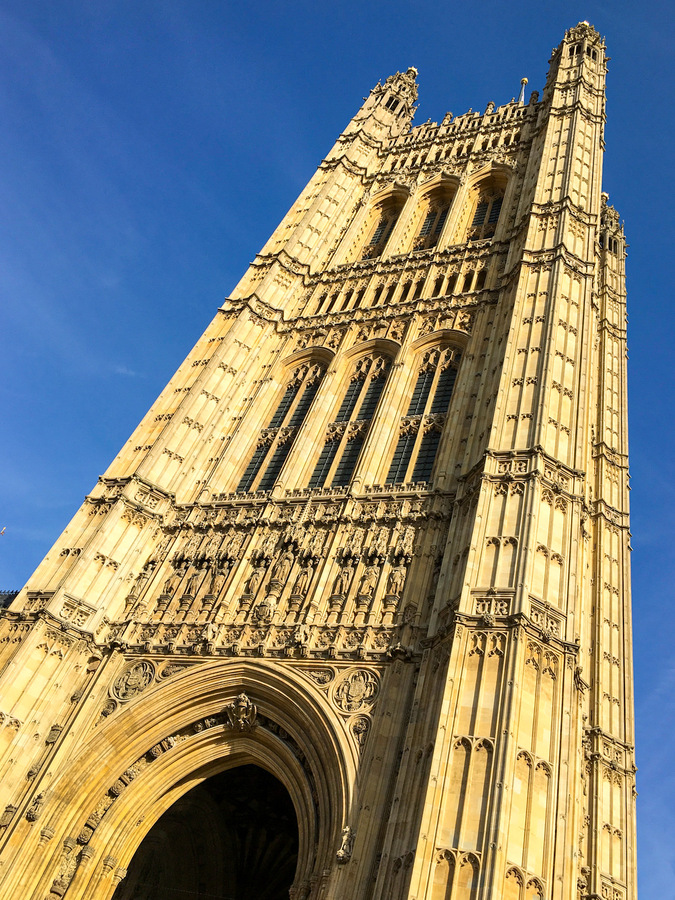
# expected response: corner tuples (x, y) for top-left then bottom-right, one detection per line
(112, 661), (155, 701)
(224, 692), (258, 731)
(332, 670), (379, 713)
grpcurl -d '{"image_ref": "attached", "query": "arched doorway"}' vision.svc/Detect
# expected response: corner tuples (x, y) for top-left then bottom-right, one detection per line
(113, 764), (299, 900)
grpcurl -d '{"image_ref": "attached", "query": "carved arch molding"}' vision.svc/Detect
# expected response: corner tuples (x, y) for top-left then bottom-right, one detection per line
(29, 660), (356, 900)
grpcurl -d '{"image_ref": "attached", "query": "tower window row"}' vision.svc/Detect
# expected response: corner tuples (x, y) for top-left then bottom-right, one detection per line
(360, 177), (505, 263)
(599, 233), (620, 254)
(237, 347), (461, 495)
(311, 264), (488, 316)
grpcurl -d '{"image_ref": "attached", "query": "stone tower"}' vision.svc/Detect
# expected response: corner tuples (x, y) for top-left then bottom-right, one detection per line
(0, 22), (635, 900)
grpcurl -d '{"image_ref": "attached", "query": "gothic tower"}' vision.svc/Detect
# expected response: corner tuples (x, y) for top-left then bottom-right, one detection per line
(0, 22), (635, 900)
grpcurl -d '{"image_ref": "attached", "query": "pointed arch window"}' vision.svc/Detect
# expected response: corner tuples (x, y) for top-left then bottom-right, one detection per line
(361, 197), (405, 260)
(237, 362), (325, 492)
(468, 188), (503, 241)
(414, 199), (452, 251)
(385, 347), (461, 486)
(309, 355), (391, 489)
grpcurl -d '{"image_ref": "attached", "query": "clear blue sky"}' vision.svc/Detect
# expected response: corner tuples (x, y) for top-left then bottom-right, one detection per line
(0, 1), (672, 893)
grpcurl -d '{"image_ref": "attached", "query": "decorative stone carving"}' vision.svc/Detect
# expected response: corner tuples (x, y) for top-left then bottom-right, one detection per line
(244, 566), (265, 596)
(333, 669), (379, 713)
(387, 564), (407, 597)
(332, 562), (355, 597)
(350, 715), (371, 747)
(336, 825), (355, 863)
(291, 563), (313, 597)
(305, 668), (334, 685)
(358, 565), (379, 598)
(49, 837), (80, 897)
(25, 792), (46, 822)
(0, 805), (17, 833)
(252, 595), (276, 623)
(112, 661), (155, 701)
(224, 693), (258, 731)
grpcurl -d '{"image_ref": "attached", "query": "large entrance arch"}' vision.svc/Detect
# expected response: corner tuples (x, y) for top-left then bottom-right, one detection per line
(13, 661), (357, 900)
(113, 764), (299, 900)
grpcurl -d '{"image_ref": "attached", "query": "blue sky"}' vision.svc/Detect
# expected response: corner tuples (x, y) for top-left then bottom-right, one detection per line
(0, 1), (672, 893)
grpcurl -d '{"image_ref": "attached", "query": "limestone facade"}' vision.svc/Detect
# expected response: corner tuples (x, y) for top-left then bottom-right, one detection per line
(0, 22), (635, 900)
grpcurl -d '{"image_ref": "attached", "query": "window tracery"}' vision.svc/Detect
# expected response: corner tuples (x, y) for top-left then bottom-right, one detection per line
(237, 362), (326, 492)
(386, 346), (461, 485)
(361, 198), (404, 260)
(468, 187), (503, 241)
(413, 201), (451, 251)
(309, 355), (391, 489)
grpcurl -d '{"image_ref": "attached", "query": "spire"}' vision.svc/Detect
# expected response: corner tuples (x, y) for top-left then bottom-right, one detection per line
(338, 66), (418, 145)
(372, 66), (419, 111)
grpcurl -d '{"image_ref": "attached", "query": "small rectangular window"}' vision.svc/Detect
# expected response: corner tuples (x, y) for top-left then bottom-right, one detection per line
(488, 197), (503, 224)
(268, 384), (299, 428)
(386, 432), (417, 484)
(237, 444), (270, 492)
(429, 367), (457, 413)
(358, 374), (387, 420)
(472, 202), (489, 227)
(411, 430), (442, 482)
(309, 441), (340, 488)
(334, 379), (364, 422)
(288, 380), (320, 427)
(257, 440), (293, 491)
(419, 209), (436, 237)
(331, 436), (364, 486)
(407, 370), (434, 415)
(434, 206), (449, 235)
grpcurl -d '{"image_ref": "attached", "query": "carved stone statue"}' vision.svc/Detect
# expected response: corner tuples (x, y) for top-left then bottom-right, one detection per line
(358, 565), (379, 597)
(208, 569), (225, 596)
(336, 825), (354, 863)
(201, 622), (218, 645)
(128, 570), (148, 600)
(245, 567), (264, 596)
(293, 624), (310, 646)
(292, 563), (313, 596)
(271, 550), (294, 584)
(332, 562), (354, 597)
(387, 564), (407, 597)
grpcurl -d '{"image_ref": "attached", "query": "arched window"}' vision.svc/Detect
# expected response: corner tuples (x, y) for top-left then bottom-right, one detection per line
(361, 198), (404, 260)
(386, 346), (461, 485)
(412, 183), (456, 251)
(237, 362), (325, 492)
(309, 355), (391, 489)
(468, 187), (503, 241)
(414, 200), (451, 251)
